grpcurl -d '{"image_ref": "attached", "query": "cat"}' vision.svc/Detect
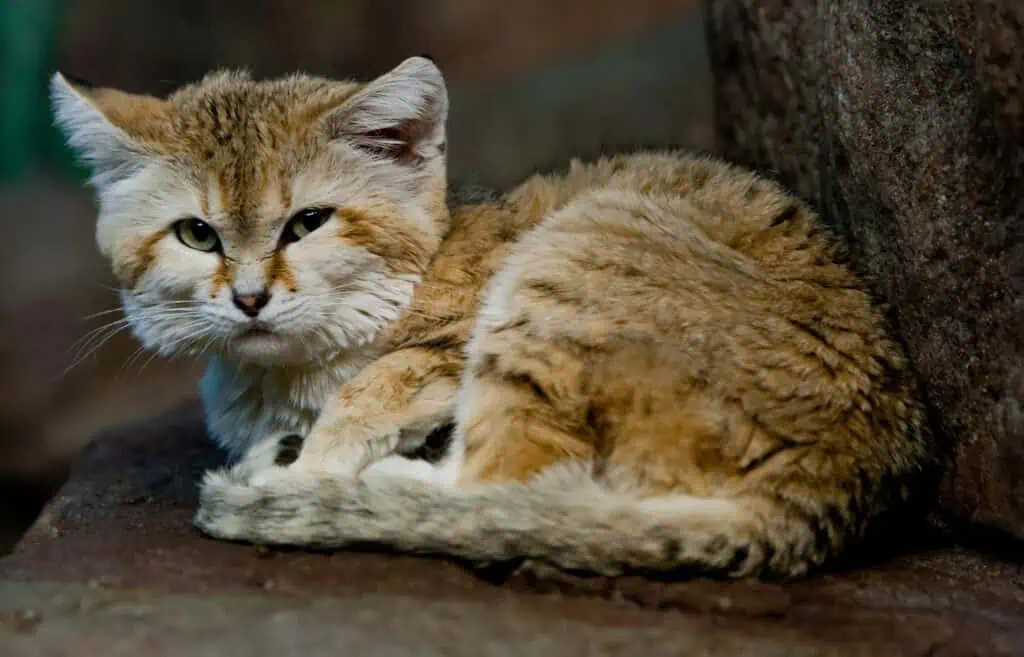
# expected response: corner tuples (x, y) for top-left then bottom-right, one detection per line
(51, 56), (934, 578)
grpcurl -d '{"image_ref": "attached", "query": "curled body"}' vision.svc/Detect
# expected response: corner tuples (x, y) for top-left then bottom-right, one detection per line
(52, 57), (933, 578)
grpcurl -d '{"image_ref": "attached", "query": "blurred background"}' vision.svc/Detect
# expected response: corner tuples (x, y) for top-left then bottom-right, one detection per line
(0, 0), (710, 552)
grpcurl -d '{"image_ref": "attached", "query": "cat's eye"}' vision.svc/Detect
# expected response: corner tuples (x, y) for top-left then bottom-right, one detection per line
(174, 218), (220, 252)
(282, 207), (334, 244)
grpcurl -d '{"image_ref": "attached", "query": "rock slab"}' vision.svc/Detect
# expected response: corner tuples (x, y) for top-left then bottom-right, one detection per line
(2, 404), (1022, 656)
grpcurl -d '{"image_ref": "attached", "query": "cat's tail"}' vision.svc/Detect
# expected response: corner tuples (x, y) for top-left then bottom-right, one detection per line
(194, 463), (850, 578)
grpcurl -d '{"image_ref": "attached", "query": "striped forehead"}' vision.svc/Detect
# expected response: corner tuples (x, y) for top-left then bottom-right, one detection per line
(197, 162), (292, 245)
(166, 75), (363, 241)
(216, 156), (286, 221)
(195, 145), (297, 239)
(182, 91), (302, 231)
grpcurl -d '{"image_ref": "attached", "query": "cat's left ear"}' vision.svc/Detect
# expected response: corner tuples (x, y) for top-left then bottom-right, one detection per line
(326, 56), (448, 165)
(50, 73), (170, 190)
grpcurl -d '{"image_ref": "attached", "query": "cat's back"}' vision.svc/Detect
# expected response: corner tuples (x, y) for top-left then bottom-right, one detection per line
(486, 151), (872, 343)
(393, 150), (870, 355)
(472, 150), (844, 288)
(434, 149), (833, 279)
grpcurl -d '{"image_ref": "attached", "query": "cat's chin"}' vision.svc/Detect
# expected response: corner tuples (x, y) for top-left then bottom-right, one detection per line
(227, 329), (324, 367)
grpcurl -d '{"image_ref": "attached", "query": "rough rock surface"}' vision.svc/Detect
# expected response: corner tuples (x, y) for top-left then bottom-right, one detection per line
(706, 0), (1024, 541)
(1, 404), (1023, 656)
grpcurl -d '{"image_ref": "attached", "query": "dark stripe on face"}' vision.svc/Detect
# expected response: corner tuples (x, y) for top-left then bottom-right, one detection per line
(210, 257), (233, 297)
(122, 227), (170, 286)
(266, 250), (298, 292)
(216, 155), (270, 238)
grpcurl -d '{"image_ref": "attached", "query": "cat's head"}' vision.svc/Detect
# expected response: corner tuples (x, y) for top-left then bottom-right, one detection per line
(52, 57), (449, 366)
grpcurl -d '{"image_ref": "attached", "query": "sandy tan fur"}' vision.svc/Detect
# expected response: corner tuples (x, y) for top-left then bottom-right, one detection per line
(53, 58), (934, 579)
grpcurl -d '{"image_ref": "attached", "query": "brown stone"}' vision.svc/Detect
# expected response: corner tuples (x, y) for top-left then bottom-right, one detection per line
(705, 0), (1024, 541)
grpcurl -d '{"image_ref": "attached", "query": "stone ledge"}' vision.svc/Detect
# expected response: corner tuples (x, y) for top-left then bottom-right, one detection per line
(2, 402), (1023, 656)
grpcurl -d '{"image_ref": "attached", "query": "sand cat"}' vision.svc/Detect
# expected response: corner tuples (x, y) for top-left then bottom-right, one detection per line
(51, 56), (932, 578)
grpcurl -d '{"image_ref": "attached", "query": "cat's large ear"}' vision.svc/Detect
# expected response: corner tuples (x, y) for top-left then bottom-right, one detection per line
(325, 56), (448, 165)
(50, 73), (169, 189)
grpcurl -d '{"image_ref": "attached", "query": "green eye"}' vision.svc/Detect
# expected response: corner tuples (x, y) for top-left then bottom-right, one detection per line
(282, 207), (333, 244)
(174, 218), (220, 252)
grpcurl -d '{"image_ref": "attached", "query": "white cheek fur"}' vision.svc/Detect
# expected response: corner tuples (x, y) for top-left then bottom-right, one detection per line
(119, 236), (222, 356)
(238, 239), (420, 362)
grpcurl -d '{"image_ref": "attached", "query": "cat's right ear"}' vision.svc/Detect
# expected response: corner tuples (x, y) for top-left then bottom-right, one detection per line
(50, 73), (167, 190)
(324, 56), (448, 166)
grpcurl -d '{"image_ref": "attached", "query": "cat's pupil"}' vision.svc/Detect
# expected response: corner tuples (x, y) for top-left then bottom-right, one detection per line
(190, 220), (210, 240)
(283, 207), (333, 244)
(301, 211), (326, 231)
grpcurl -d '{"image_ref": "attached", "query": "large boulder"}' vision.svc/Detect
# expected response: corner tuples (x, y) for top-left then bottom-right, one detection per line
(706, 0), (1024, 541)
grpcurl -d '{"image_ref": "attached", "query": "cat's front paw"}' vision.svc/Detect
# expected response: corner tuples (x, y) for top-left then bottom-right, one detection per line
(288, 442), (368, 478)
(288, 426), (402, 478)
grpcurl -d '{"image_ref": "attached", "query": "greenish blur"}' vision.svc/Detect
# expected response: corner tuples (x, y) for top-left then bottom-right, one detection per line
(1, 0), (84, 185)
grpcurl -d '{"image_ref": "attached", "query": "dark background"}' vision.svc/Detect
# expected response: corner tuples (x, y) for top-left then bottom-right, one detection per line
(0, 0), (710, 551)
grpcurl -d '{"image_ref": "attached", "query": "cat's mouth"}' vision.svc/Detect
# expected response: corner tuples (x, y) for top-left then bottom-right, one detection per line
(237, 324), (275, 339)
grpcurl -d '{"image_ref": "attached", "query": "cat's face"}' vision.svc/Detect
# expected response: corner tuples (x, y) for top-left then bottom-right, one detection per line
(52, 58), (449, 366)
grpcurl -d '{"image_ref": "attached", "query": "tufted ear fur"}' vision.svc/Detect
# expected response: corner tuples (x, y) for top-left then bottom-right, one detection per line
(325, 56), (448, 165)
(50, 73), (170, 190)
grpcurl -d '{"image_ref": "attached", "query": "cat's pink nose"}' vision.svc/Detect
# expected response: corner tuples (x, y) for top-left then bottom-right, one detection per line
(232, 290), (270, 317)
